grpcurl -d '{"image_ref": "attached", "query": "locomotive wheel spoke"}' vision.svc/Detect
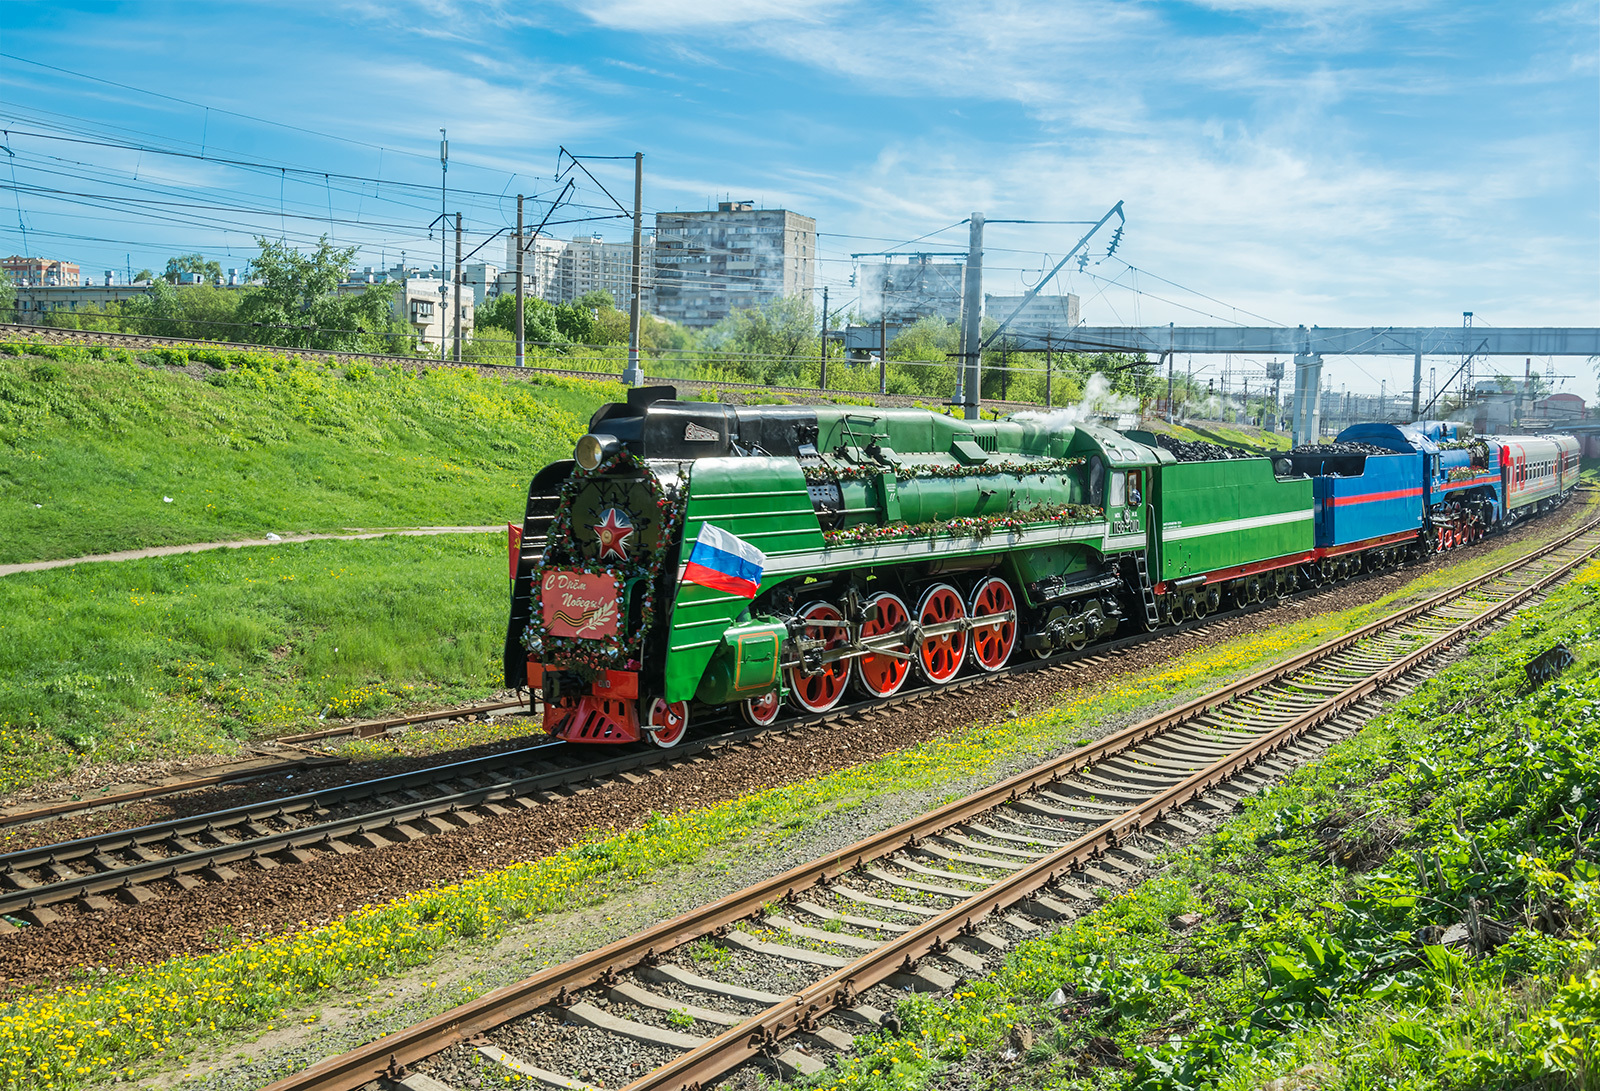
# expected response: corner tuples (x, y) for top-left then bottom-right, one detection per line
(644, 698), (690, 748)
(740, 691), (783, 727)
(914, 583), (967, 684)
(968, 576), (1017, 672)
(787, 601), (851, 713)
(855, 593), (913, 698)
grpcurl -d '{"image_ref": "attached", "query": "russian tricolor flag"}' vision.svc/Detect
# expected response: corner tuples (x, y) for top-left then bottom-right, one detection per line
(684, 523), (766, 599)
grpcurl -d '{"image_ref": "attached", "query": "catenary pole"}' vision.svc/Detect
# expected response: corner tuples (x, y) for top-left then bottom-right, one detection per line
(879, 271), (888, 396)
(960, 213), (984, 420)
(453, 212), (463, 363)
(623, 152), (645, 386)
(1411, 350), (1422, 419)
(1045, 333), (1053, 408)
(439, 129), (448, 359)
(515, 195), (525, 370)
(819, 285), (829, 391)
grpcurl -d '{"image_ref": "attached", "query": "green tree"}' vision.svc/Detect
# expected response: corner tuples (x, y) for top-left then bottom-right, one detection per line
(702, 296), (816, 384)
(164, 253), (224, 284)
(234, 236), (406, 352)
(0, 277), (14, 323)
(132, 268), (154, 284)
(120, 278), (187, 338)
(475, 292), (566, 348)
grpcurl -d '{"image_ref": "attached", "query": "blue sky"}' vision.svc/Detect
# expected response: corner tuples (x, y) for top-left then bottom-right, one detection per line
(1, 0), (1596, 397)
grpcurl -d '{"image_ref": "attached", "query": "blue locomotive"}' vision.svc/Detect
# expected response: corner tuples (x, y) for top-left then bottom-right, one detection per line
(1291, 421), (1580, 558)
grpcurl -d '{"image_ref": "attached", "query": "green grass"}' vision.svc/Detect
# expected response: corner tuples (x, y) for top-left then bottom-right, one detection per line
(4, 521), (1591, 1088)
(0, 533), (512, 794)
(807, 561), (1600, 1091)
(0, 340), (619, 563)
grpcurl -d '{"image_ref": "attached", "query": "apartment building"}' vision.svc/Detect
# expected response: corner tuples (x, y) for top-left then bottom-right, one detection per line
(653, 201), (815, 329)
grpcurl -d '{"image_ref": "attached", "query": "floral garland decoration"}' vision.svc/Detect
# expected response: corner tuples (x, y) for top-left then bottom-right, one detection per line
(803, 454), (1086, 486)
(521, 450), (685, 676)
(821, 502), (1103, 548)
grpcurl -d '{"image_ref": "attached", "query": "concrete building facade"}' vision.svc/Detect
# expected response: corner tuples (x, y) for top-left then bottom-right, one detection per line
(502, 234), (566, 304)
(983, 293), (1081, 342)
(12, 282), (152, 320)
(653, 201), (815, 329)
(857, 256), (965, 325)
(3, 256), (81, 287)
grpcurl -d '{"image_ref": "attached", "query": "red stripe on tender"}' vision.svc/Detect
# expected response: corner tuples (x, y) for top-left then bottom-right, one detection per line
(1327, 487), (1424, 506)
(684, 561), (759, 599)
(1441, 475), (1500, 490)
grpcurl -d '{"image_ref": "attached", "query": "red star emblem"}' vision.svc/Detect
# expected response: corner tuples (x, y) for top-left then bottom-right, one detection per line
(592, 507), (634, 561)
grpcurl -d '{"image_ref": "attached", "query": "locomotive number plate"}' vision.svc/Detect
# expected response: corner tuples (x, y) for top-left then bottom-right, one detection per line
(542, 570), (621, 639)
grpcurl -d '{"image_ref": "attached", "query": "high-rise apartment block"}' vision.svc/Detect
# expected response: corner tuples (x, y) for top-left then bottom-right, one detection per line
(653, 202), (815, 329)
(500, 233), (652, 311)
(857, 256), (966, 325)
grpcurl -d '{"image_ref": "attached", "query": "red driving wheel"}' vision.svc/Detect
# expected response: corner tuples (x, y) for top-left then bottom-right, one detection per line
(787, 601), (850, 713)
(740, 690), (782, 727)
(855, 592), (911, 698)
(968, 576), (1017, 672)
(915, 583), (967, 684)
(644, 697), (689, 748)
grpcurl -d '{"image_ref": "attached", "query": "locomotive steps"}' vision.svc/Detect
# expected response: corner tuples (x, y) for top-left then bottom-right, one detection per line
(256, 519), (1600, 1091)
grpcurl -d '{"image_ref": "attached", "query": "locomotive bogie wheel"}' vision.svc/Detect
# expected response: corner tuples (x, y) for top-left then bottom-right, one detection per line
(914, 583), (967, 684)
(740, 690), (782, 727)
(968, 576), (1018, 672)
(1163, 591), (1185, 626)
(855, 592), (912, 698)
(644, 697), (690, 748)
(1186, 590), (1206, 620)
(787, 601), (851, 713)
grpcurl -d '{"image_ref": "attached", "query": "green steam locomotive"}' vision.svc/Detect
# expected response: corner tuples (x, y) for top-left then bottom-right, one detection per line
(505, 387), (1323, 748)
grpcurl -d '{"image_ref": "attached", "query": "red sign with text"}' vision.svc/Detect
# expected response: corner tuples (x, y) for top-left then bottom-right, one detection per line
(541, 570), (621, 639)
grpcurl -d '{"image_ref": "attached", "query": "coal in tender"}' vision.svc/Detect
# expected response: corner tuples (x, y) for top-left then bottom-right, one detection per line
(1288, 441), (1395, 457)
(1156, 437), (1256, 462)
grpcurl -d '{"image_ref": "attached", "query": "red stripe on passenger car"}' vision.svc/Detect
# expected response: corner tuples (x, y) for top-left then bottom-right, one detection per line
(1327, 487), (1424, 506)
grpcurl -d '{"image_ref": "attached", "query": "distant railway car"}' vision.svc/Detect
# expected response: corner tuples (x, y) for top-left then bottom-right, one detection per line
(1140, 453), (1313, 616)
(1338, 422), (1502, 549)
(1486, 434), (1569, 518)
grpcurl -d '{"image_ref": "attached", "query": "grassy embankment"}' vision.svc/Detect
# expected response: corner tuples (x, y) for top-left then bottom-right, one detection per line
(0, 340), (617, 564)
(811, 572), (1600, 1091)
(0, 342), (620, 790)
(0, 516), (1590, 1091)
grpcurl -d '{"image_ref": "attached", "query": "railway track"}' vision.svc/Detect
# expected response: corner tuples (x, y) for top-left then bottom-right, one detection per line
(0, 324), (1030, 411)
(261, 515), (1600, 1091)
(0, 697), (537, 832)
(4, 512), (1591, 931)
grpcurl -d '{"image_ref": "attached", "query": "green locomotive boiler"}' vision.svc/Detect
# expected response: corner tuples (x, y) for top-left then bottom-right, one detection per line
(505, 387), (1311, 747)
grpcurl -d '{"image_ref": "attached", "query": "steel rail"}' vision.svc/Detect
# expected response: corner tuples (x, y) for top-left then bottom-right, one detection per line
(259, 520), (1600, 1091)
(1, 698), (536, 830)
(7, 512), (1591, 924)
(277, 696), (534, 745)
(630, 520), (1600, 1090)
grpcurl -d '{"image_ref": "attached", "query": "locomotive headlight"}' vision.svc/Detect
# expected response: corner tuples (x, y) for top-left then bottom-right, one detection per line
(575, 433), (621, 471)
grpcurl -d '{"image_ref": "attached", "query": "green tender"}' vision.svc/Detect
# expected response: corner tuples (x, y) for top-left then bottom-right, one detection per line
(1149, 458), (1313, 584)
